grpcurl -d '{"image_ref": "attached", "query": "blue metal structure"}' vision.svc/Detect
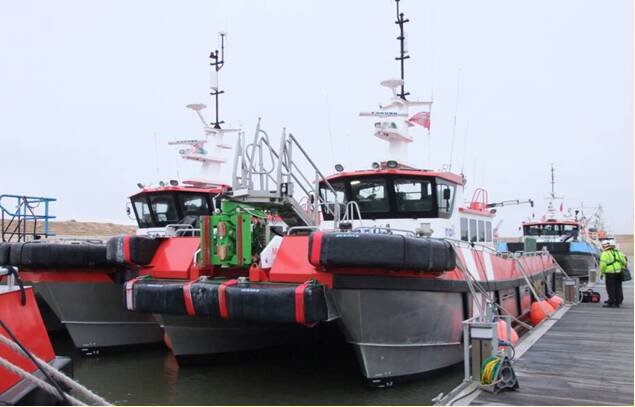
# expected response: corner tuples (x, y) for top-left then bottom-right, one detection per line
(0, 194), (56, 242)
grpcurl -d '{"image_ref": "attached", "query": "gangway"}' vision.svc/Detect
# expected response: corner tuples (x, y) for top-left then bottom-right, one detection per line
(0, 195), (56, 242)
(231, 119), (342, 227)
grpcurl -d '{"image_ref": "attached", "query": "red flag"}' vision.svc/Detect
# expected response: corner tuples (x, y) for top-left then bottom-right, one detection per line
(407, 111), (431, 130)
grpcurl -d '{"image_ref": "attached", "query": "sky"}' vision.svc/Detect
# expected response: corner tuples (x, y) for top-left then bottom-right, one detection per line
(0, 0), (632, 236)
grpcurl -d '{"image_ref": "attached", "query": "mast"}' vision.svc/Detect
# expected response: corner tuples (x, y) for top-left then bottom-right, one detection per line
(394, 0), (410, 100)
(210, 33), (226, 129)
(550, 163), (556, 199)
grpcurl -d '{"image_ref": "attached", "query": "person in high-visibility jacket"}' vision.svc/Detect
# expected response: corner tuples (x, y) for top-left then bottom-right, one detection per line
(599, 241), (628, 308)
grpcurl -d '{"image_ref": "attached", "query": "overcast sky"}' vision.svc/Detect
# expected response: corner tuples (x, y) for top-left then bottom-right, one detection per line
(0, 0), (632, 235)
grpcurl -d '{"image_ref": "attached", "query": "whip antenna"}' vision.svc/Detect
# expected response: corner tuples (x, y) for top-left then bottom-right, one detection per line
(210, 32), (226, 129)
(395, 0), (410, 100)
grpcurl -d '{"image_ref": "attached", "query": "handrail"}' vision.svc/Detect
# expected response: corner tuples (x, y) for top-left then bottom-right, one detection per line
(0, 195), (56, 242)
(230, 120), (342, 226)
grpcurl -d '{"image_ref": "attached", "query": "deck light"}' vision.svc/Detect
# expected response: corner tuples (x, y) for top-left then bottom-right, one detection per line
(387, 160), (398, 168)
(159, 181), (166, 187)
(136, 183), (144, 189)
(169, 180), (179, 186)
(335, 164), (344, 172)
(371, 162), (380, 169)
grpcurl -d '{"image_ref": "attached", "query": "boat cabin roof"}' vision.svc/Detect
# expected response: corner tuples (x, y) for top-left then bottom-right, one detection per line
(326, 168), (465, 186)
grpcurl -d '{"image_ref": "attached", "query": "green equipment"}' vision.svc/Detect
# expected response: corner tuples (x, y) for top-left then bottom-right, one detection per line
(198, 201), (268, 268)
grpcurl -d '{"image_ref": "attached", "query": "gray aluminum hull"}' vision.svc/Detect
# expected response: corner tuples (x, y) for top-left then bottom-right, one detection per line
(157, 314), (302, 358)
(33, 281), (163, 351)
(331, 288), (465, 382)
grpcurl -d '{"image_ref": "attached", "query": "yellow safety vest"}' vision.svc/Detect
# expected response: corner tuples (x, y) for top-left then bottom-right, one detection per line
(599, 249), (627, 275)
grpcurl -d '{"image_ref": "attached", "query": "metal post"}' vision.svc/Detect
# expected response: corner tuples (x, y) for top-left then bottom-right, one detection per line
(463, 320), (471, 381)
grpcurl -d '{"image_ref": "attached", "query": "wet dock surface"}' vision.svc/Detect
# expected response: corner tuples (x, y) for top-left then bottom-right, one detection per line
(471, 281), (634, 406)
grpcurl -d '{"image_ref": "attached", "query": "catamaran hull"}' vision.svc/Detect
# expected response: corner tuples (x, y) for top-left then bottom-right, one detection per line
(332, 288), (465, 382)
(33, 282), (163, 352)
(156, 314), (301, 359)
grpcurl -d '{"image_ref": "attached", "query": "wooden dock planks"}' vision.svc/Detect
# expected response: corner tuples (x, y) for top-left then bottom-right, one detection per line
(471, 281), (634, 406)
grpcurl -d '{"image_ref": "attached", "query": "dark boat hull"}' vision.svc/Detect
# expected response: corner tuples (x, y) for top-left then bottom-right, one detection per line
(551, 252), (598, 279)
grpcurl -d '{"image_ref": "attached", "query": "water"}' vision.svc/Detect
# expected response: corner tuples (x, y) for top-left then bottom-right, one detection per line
(52, 334), (463, 405)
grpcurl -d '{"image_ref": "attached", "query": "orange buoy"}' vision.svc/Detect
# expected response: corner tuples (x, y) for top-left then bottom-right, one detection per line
(529, 300), (555, 325)
(547, 295), (564, 309)
(496, 320), (519, 345)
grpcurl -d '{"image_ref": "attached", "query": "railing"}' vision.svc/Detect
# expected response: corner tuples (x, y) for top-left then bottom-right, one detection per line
(0, 195), (56, 242)
(231, 119), (342, 226)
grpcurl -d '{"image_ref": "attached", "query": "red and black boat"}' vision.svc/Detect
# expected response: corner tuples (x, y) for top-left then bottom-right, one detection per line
(123, 1), (561, 385)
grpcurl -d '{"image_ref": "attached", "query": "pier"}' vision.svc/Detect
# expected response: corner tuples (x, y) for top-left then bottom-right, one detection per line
(441, 280), (634, 406)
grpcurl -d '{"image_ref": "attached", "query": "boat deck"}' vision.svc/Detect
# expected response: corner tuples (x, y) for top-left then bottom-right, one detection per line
(469, 280), (634, 406)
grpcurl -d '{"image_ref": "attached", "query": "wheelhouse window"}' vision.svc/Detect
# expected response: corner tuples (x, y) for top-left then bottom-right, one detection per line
(485, 221), (492, 242)
(149, 194), (179, 225)
(131, 191), (216, 228)
(460, 218), (469, 241)
(350, 178), (389, 213)
(523, 223), (579, 237)
(436, 183), (455, 219)
(319, 174), (457, 220)
(469, 219), (477, 242)
(478, 220), (485, 242)
(179, 194), (209, 217)
(132, 197), (153, 228)
(394, 179), (434, 212)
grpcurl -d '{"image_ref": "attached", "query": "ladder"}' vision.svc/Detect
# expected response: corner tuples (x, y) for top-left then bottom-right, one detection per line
(231, 119), (342, 227)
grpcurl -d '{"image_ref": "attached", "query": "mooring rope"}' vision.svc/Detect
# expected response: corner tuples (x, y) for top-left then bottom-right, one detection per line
(0, 356), (85, 405)
(0, 333), (111, 405)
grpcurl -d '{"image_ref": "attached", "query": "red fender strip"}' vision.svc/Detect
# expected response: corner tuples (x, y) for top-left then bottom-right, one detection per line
(218, 279), (238, 319)
(123, 235), (132, 264)
(295, 281), (317, 327)
(182, 281), (196, 316)
(309, 231), (323, 266)
(202, 216), (211, 268)
(124, 277), (141, 310)
(236, 214), (243, 267)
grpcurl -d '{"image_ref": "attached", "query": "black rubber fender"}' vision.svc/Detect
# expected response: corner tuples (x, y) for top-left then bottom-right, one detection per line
(128, 279), (328, 324)
(308, 231), (456, 272)
(106, 235), (160, 266)
(0, 243), (12, 265)
(11, 242), (109, 268)
(129, 279), (187, 315)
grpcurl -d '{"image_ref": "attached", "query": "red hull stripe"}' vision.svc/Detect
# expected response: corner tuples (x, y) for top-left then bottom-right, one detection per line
(182, 282), (196, 316)
(309, 232), (323, 266)
(124, 277), (141, 310)
(236, 214), (243, 267)
(123, 235), (132, 264)
(218, 279), (238, 319)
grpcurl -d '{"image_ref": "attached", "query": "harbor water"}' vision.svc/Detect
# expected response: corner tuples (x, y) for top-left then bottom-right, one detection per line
(53, 333), (463, 405)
